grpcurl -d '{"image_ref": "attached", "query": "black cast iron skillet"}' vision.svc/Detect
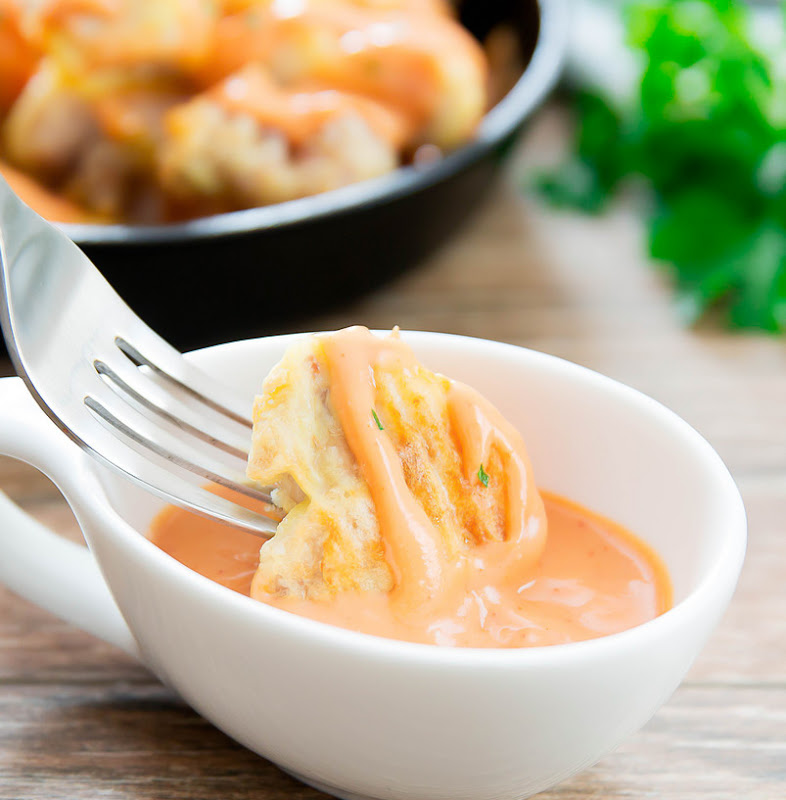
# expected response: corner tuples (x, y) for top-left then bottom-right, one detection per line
(53, 0), (568, 350)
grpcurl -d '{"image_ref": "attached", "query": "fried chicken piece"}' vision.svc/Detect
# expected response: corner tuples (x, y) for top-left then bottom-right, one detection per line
(246, 335), (393, 600)
(2, 60), (97, 182)
(246, 327), (546, 605)
(196, 0), (487, 150)
(159, 65), (399, 211)
(21, 0), (217, 72)
(1, 58), (184, 221)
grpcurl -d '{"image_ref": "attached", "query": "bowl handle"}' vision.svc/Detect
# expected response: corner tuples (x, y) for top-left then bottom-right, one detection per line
(0, 377), (141, 659)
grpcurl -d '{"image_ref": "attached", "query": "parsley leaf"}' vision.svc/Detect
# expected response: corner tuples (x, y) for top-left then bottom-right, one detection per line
(371, 409), (384, 431)
(478, 463), (490, 487)
(535, 0), (786, 331)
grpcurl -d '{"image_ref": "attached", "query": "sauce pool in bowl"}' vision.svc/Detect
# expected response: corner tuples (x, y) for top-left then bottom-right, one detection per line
(148, 488), (672, 648)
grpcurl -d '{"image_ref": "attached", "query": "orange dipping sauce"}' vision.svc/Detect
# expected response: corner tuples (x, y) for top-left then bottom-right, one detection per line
(149, 490), (672, 648)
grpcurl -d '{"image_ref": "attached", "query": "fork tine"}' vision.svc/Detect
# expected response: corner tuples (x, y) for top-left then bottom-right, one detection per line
(80, 425), (279, 538)
(115, 336), (253, 427)
(83, 390), (271, 505)
(93, 357), (250, 460)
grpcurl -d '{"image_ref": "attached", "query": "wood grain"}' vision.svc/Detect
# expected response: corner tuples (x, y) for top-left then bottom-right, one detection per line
(0, 684), (782, 799)
(0, 105), (784, 797)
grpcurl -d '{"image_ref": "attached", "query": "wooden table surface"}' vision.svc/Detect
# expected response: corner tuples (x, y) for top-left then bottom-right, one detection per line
(1, 107), (784, 799)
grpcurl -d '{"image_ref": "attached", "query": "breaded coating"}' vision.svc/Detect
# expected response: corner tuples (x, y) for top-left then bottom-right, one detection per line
(159, 66), (398, 211)
(21, 0), (217, 72)
(198, 0), (487, 149)
(247, 336), (393, 600)
(247, 329), (543, 603)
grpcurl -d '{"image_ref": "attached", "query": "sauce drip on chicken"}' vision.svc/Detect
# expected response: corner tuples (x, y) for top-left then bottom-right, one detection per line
(319, 327), (546, 620)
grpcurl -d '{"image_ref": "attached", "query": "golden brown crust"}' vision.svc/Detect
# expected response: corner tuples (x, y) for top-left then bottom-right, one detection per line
(247, 337), (392, 600)
(246, 331), (534, 603)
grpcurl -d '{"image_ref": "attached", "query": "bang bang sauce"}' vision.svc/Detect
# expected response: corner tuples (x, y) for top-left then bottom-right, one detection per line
(150, 328), (671, 648)
(149, 489), (672, 648)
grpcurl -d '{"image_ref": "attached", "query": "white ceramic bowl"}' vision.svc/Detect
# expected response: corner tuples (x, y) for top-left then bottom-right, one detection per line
(0, 332), (746, 800)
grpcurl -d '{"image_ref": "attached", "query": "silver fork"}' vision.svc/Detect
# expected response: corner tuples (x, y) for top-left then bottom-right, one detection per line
(0, 179), (278, 537)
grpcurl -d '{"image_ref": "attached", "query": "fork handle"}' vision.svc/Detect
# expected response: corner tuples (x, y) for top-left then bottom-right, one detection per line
(0, 377), (140, 659)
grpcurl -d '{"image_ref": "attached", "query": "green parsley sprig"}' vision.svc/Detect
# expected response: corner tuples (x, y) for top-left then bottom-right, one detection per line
(536, 0), (786, 331)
